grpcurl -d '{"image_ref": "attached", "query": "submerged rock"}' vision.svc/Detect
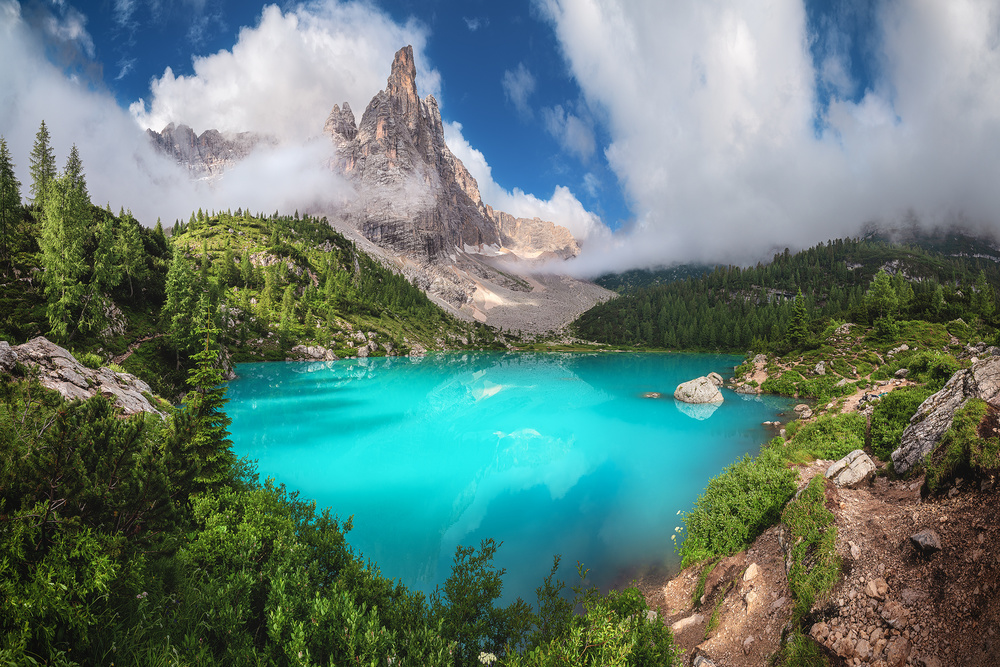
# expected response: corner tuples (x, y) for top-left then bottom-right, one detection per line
(674, 377), (724, 404)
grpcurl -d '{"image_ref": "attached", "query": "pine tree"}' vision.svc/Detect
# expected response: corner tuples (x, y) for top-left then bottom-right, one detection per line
(39, 149), (91, 340)
(0, 136), (21, 261)
(162, 249), (198, 364)
(76, 210), (122, 336)
(117, 211), (147, 297)
(787, 288), (809, 348)
(182, 293), (234, 491)
(28, 120), (56, 205)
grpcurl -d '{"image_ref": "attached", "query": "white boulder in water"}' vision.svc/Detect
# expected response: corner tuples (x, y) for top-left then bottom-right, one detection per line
(674, 377), (724, 404)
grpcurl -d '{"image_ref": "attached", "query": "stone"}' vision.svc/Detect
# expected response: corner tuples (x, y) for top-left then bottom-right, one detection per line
(670, 613), (703, 633)
(881, 600), (909, 629)
(888, 343), (910, 357)
(693, 656), (717, 667)
(753, 353), (767, 366)
(849, 541), (861, 560)
(794, 403), (813, 419)
(826, 450), (876, 488)
(8, 337), (164, 417)
(864, 577), (888, 599)
(146, 122), (271, 179)
(893, 357), (1000, 475)
(885, 637), (911, 667)
(0, 340), (16, 373)
(814, 360), (826, 375)
(674, 377), (724, 404)
(742, 636), (754, 654)
(910, 529), (942, 555)
(855, 638), (872, 661)
(895, 368), (909, 379)
(744, 562), (760, 582)
(810, 622), (830, 642)
(707, 371), (724, 386)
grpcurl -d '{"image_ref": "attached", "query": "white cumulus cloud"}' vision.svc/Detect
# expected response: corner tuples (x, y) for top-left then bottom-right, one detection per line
(535, 0), (1000, 274)
(130, 1), (440, 142)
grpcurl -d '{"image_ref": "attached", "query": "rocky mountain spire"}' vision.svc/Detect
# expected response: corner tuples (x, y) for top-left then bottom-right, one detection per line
(386, 45), (421, 135)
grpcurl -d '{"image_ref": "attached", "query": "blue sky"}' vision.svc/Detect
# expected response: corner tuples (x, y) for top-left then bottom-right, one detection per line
(4, 1), (1000, 273)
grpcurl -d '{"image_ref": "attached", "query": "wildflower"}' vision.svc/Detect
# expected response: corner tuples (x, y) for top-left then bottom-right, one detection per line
(479, 652), (497, 665)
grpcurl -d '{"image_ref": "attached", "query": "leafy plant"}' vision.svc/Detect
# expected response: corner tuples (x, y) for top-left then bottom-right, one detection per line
(870, 386), (934, 462)
(925, 398), (1000, 492)
(781, 476), (840, 620)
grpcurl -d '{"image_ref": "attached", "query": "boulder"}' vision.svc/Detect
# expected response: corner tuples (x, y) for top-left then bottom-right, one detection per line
(289, 344), (338, 361)
(895, 368), (909, 379)
(707, 371), (724, 387)
(674, 377), (724, 404)
(8, 337), (165, 417)
(794, 403), (813, 420)
(910, 529), (942, 555)
(670, 613), (703, 633)
(814, 360), (825, 375)
(892, 357), (1000, 475)
(0, 340), (16, 373)
(825, 450), (876, 488)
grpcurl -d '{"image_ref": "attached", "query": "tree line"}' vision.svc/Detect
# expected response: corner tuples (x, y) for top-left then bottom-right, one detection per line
(574, 237), (1000, 351)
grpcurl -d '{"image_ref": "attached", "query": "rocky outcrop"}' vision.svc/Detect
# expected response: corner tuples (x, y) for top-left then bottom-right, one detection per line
(674, 377), (724, 404)
(2, 337), (165, 417)
(325, 46), (581, 309)
(146, 123), (271, 179)
(826, 449), (876, 488)
(288, 344), (339, 361)
(892, 357), (1000, 475)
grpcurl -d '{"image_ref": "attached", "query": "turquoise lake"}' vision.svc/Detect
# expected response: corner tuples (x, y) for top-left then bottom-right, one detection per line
(226, 352), (794, 603)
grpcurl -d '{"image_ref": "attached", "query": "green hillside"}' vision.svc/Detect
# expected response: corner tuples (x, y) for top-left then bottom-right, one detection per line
(574, 236), (1000, 351)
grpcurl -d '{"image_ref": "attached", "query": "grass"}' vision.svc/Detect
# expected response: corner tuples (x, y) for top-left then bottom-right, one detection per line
(781, 475), (840, 621)
(786, 413), (866, 461)
(925, 398), (1000, 492)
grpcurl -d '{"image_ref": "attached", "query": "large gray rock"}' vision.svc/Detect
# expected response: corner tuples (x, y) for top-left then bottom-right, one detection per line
(825, 449), (876, 487)
(892, 357), (1000, 475)
(10, 337), (165, 417)
(0, 340), (17, 373)
(707, 371), (724, 386)
(674, 377), (724, 404)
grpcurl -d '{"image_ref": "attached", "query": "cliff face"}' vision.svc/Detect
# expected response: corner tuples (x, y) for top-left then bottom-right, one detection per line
(146, 123), (269, 179)
(327, 46), (505, 259)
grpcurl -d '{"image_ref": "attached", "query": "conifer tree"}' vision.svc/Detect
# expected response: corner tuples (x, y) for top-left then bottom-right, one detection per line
(39, 148), (91, 339)
(0, 136), (21, 261)
(28, 120), (56, 205)
(162, 249), (198, 364)
(182, 293), (234, 491)
(117, 211), (147, 297)
(787, 288), (809, 347)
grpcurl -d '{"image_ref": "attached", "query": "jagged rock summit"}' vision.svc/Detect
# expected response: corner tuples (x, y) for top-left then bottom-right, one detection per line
(326, 45), (578, 265)
(147, 123), (271, 180)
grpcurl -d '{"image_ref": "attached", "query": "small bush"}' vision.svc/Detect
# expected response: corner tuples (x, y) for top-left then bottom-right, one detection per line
(782, 476), (840, 620)
(905, 351), (960, 392)
(870, 386), (934, 462)
(77, 351), (103, 369)
(761, 370), (804, 397)
(679, 442), (797, 567)
(789, 413), (866, 461)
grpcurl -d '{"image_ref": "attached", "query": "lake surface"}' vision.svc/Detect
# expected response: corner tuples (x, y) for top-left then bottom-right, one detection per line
(226, 352), (794, 604)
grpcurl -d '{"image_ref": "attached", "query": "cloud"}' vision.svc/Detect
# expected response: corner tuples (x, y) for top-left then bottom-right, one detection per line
(463, 16), (487, 31)
(535, 0), (1000, 274)
(0, 0), (359, 227)
(444, 121), (608, 244)
(501, 63), (536, 119)
(130, 1), (440, 142)
(541, 104), (595, 161)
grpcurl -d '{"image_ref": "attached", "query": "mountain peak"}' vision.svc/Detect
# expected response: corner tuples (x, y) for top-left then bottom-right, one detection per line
(387, 45), (420, 132)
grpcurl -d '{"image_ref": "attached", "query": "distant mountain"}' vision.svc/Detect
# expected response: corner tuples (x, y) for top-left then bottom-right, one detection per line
(146, 123), (273, 180)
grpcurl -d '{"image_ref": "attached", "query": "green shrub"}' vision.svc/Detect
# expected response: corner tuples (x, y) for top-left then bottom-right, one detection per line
(946, 318), (971, 341)
(789, 413), (866, 461)
(78, 351), (103, 369)
(925, 398), (1000, 492)
(679, 442), (797, 567)
(761, 370), (804, 396)
(870, 386), (934, 462)
(904, 351), (960, 391)
(781, 476), (840, 619)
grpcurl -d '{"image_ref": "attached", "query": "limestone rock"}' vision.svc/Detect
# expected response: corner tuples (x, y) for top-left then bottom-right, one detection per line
(670, 613), (703, 633)
(674, 377), (724, 404)
(893, 357), (1000, 475)
(826, 450), (876, 488)
(0, 340), (17, 373)
(885, 637), (911, 667)
(707, 371), (724, 387)
(895, 368), (910, 379)
(794, 403), (813, 419)
(289, 344), (338, 361)
(881, 600), (909, 629)
(864, 577), (888, 599)
(743, 562), (760, 582)
(814, 360), (825, 375)
(9, 337), (164, 417)
(910, 529), (942, 555)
